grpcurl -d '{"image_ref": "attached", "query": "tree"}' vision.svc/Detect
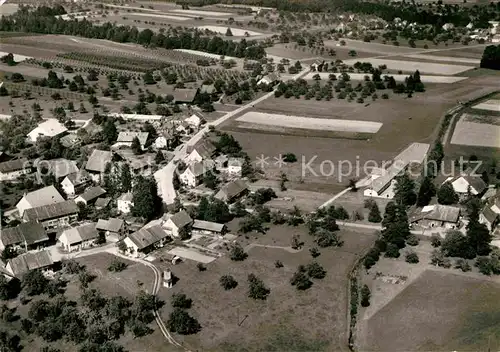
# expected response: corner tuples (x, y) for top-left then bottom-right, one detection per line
(394, 172), (416, 206)
(290, 268), (312, 290)
(230, 243), (247, 261)
(22, 270), (49, 296)
(225, 28), (233, 36)
(247, 274), (270, 300)
(283, 153), (297, 162)
(466, 199), (492, 257)
(348, 178), (358, 191)
(309, 247), (320, 258)
(431, 234), (442, 247)
(416, 176), (436, 207)
(360, 285), (371, 307)
(306, 261), (326, 279)
(108, 259), (128, 272)
(437, 181), (458, 205)
(102, 119), (117, 143)
(315, 229), (342, 248)
(385, 243), (400, 258)
(155, 150), (164, 164)
(203, 171), (218, 190)
(364, 248), (381, 269)
(131, 136), (142, 155)
(0, 275), (19, 300)
(220, 275), (238, 290)
(167, 308), (201, 335)
(171, 293), (192, 309)
(131, 176), (161, 220)
(405, 250), (419, 263)
(120, 163), (132, 193)
(368, 201), (382, 223)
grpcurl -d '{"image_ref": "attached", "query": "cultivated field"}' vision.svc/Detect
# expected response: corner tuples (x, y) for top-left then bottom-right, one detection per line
(235, 111), (383, 133)
(341, 58), (473, 75)
(324, 39), (420, 55)
(403, 53), (480, 65)
(156, 226), (377, 352)
(359, 269), (500, 351)
(425, 45), (487, 60)
(303, 72), (468, 84)
(197, 25), (262, 36)
(451, 119), (500, 148)
(472, 99), (500, 112)
(129, 12), (192, 21)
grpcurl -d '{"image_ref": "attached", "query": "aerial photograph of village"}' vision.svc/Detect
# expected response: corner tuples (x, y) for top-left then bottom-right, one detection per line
(2, 0), (500, 351)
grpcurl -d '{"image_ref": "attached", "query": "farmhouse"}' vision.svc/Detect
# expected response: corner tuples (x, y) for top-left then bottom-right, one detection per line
(60, 133), (81, 148)
(23, 200), (79, 231)
(6, 250), (55, 278)
(61, 170), (92, 197)
(184, 113), (205, 129)
(74, 186), (107, 206)
(164, 210), (193, 237)
(257, 72), (281, 85)
(0, 158), (31, 181)
(96, 218), (126, 237)
(123, 225), (170, 257)
(114, 131), (149, 150)
(58, 223), (99, 252)
(85, 150), (113, 181)
(172, 88), (199, 104)
(480, 206), (499, 232)
(118, 193), (134, 214)
(27, 119), (67, 143)
(410, 205), (461, 230)
(16, 185), (65, 217)
(192, 220), (226, 236)
(185, 140), (217, 163)
(227, 157), (244, 177)
(180, 161), (212, 188)
(448, 175), (487, 198)
(310, 60), (325, 72)
(215, 180), (249, 203)
(155, 131), (174, 150)
(364, 143), (430, 199)
(0, 221), (48, 251)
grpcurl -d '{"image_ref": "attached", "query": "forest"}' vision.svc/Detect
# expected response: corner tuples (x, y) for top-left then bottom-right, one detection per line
(0, 6), (266, 60)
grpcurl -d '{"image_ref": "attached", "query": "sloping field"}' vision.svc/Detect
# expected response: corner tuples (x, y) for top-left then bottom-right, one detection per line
(303, 72), (467, 84)
(342, 58), (472, 75)
(129, 12), (191, 21)
(196, 25), (262, 36)
(472, 99), (500, 112)
(173, 9), (231, 16)
(174, 49), (238, 61)
(324, 39), (419, 55)
(426, 46), (487, 59)
(403, 53), (480, 65)
(236, 111), (383, 133)
(451, 119), (500, 148)
(359, 270), (500, 351)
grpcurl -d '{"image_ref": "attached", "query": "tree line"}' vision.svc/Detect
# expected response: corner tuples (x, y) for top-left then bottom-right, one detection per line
(0, 5), (266, 60)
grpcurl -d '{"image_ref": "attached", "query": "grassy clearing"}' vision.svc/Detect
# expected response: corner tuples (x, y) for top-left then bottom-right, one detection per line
(359, 269), (500, 351)
(155, 225), (377, 352)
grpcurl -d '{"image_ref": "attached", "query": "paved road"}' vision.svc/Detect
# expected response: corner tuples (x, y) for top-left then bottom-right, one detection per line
(155, 68), (310, 205)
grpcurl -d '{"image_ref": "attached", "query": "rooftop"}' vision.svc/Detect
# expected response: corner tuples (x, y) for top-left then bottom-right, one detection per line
(20, 185), (65, 210)
(60, 223), (99, 245)
(412, 204), (461, 223)
(77, 186), (106, 202)
(192, 220), (225, 233)
(28, 119), (67, 138)
(66, 170), (91, 186)
(117, 131), (149, 146)
(127, 225), (169, 250)
(85, 150), (113, 173)
(171, 88), (198, 103)
(8, 250), (54, 277)
(0, 158), (29, 174)
(215, 179), (248, 200)
(167, 210), (192, 229)
(24, 199), (79, 222)
(41, 158), (79, 179)
(186, 139), (216, 159)
(96, 218), (124, 233)
(1, 222), (47, 247)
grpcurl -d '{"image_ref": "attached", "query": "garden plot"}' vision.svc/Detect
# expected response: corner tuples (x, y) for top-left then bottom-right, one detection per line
(129, 12), (191, 21)
(342, 58), (472, 75)
(403, 53), (480, 65)
(304, 72), (467, 84)
(196, 25), (262, 36)
(472, 99), (500, 112)
(451, 119), (500, 148)
(236, 112), (382, 133)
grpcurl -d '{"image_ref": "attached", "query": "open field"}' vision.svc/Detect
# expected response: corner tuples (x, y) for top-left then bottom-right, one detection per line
(425, 45), (487, 59)
(156, 225), (377, 352)
(303, 72), (468, 84)
(463, 112), (500, 125)
(472, 99), (500, 112)
(359, 269), (500, 351)
(129, 12), (192, 21)
(172, 9), (232, 17)
(197, 25), (262, 36)
(324, 39), (420, 55)
(450, 119), (500, 148)
(402, 53), (480, 65)
(342, 57), (473, 75)
(235, 111), (383, 133)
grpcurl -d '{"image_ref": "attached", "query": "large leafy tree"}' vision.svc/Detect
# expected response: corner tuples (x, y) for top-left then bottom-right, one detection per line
(131, 176), (162, 220)
(416, 176), (436, 207)
(394, 172), (416, 206)
(437, 181), (459, 205)
(466, 198), (492, 256)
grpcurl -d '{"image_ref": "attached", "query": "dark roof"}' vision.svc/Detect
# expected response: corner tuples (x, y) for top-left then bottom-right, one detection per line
(24, 200), (79, 222)
(482, 206), (499, 223)
(186, 139), (216, 158)
(61, 223), (98, 244)
(412, 205), (460, 223)
(192, 220), (225, 232)
(8, 250), (54, 277)
(77, 186), (106, 202)
(127, 225), (169, 250)
(1, 222), (48, 247)
(96, 218), (124, 233)
(66, 170), (91, 186)
(85, 150), (113, 173)
(0, 158), (29, 173)
(215, 180), (248, 201)
(462, 176), (487, 194)
(172, 88), (198, 103)
(167, 210), (192, 228)
(95, 197), (111, 209)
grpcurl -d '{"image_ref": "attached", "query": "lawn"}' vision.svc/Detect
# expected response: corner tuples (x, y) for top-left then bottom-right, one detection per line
(358, 269), (500, 351)
(155, 225), (377, 352)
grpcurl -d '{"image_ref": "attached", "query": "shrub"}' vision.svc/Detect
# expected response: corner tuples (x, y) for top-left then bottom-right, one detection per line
(167, 308), (201, 335)
(384, 243), (400, 258)
(247, 274), (270, 300)
(360, 284), (371, 307)
(309, 247), (320, 258)
(108, 259), (128, 272)
(229, 243), (247, 261)
(455, 258), (471, 272)
(406, 235), (419, 246)
(171, 293), (192, 309)
(306, 262), (326, 279)
(430, 234), (441, 247)
(283, 153), (297, 162)
(197, 263), (206, 272)
(290, 270), (312, 290)
(405, 251), (419, 264)
(220, 275), (238, 290)
(274, 260), (284, 268)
